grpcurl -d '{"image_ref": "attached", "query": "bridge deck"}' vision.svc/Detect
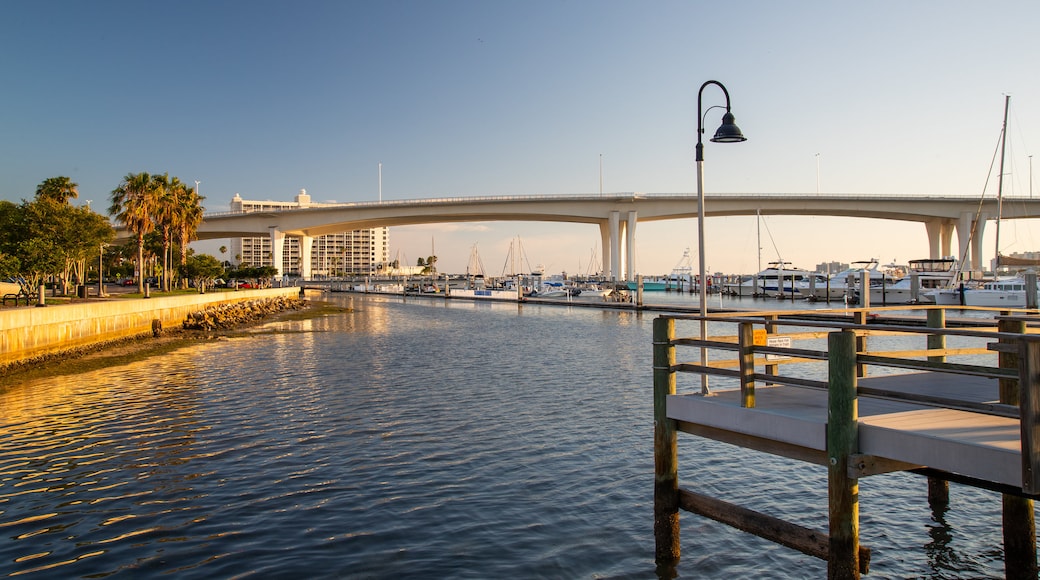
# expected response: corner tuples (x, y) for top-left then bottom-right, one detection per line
(667, 372), (1022, 487)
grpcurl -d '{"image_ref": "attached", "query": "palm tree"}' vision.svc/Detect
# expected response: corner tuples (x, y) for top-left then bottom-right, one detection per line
(35, 176), (79, 204)
(109, 172), (157, 294)
(151, 173), (176, 292)
(174, 183), (205, 289)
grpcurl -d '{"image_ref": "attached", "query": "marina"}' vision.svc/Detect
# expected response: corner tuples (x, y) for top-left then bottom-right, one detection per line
(0, 291), (1036, 577)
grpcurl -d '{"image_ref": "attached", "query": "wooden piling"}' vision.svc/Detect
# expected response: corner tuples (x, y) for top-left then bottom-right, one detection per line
(1006, 331), (1039, 579)
(828, 329), (861, 579)
(926, 309), (950, 508)
(738, 321), (755, 408)
(653, 317), (680, 563)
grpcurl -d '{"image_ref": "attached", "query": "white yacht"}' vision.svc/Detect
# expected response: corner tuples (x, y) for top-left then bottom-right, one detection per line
(929, 276), (1039, 308)
(797, 259), (892, 302)
(868, 258), (958, 305)
(748, 262), (817, 298)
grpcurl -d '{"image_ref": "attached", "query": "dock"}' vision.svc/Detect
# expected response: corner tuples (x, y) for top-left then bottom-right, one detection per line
(653, 307), (1040, 579)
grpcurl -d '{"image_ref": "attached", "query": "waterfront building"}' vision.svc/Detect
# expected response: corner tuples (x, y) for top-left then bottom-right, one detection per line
(229, 190), (389, 277)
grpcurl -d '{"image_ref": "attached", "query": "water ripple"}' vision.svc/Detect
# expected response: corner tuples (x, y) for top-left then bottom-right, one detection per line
(0, 296), (1009, 578)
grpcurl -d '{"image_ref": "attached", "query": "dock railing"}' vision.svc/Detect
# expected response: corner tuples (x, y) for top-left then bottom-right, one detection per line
(654, 305), (1040, 578)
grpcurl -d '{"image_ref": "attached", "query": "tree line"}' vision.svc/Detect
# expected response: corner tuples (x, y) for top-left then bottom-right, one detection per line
(0, 173), (220, 295)
(0, 177), (114, 293)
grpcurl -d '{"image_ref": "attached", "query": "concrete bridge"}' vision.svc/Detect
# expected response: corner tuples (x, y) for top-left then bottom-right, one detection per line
(186, 193), (1040, 280)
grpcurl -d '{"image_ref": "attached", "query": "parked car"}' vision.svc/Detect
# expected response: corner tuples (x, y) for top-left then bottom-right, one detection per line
(120, 278), (136, 286)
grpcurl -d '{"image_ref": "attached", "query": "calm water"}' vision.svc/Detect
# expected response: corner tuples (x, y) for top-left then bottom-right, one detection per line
(0, 293), (1011, 578)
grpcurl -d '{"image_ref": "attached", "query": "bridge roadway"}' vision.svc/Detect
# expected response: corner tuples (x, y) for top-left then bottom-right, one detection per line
(186, 193), (1040, 280)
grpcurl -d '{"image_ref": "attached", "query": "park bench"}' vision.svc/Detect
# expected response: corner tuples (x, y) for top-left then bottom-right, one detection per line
(1, 279), (37, 306)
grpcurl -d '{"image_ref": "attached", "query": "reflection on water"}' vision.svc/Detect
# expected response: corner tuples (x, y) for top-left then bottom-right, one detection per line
(0, 294), (1011, 578)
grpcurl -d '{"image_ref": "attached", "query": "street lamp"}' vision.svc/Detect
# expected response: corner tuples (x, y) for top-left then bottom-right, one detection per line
(696, 80), (747, 394)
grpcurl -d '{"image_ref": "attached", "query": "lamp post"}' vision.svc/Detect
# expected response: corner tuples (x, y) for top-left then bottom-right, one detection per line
(696, 80), (747, 394)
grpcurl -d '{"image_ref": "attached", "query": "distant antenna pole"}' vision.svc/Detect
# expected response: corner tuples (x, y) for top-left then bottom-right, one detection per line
(1030, 155), (1034, 199)
(378, 162), (382, 202)
(599, 153), (603, 195)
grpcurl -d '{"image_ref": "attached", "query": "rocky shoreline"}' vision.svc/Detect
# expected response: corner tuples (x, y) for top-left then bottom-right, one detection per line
(1, 297), (349, 382)
(180, 296), (307, 331)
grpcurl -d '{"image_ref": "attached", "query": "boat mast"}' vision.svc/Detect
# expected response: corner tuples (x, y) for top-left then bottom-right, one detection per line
(995, 94), (1010, 267)
(756, 208), (762, 274)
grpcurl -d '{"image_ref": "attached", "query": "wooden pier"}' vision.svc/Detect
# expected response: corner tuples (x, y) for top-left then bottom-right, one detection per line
(653, 306), (1040, 579)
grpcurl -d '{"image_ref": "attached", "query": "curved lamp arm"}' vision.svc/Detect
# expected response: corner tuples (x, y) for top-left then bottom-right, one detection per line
(696, 80), (745, 161)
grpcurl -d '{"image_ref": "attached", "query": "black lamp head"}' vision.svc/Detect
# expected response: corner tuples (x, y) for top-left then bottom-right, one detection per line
(711, 111), (747, 143)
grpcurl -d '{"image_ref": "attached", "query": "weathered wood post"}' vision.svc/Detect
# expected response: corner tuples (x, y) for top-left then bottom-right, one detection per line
(653, 317), (679, 564)
(828, 329), (860, 579)
(1026, 272), (1038, 310)
(926, 308), (950, 508)
(764, 314), (779, 384)
(1005, 320), (1038, 580)
(738, 321), (756, 408)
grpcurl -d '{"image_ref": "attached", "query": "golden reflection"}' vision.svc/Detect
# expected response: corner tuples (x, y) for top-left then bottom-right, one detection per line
(10, 549), (106, 577)
(0, 512), (57, 528)
(13, 552), (50, 563)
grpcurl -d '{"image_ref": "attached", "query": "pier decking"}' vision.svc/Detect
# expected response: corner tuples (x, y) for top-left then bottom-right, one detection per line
(669, 374), (1021, 488)
(653, 307), (1040, 579)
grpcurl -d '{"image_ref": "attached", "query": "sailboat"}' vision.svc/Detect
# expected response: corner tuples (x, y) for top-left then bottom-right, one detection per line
(929, 95), (1039, 307)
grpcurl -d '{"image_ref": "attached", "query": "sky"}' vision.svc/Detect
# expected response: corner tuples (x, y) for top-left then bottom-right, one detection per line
(4, 0), (1040, 276)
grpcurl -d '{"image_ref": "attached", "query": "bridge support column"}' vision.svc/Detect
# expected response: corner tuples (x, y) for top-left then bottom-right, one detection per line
(599, 222), (611, 279)
(955, 212), (989, 272)
(971, 213), (988, 272)
(269, 227), (285, 275)
(956, 212), (991, 273)
(626, 211), (637, 281)
(925, 219), (955, 259)
(299, 235), (314, 279)
(609, 211), (621, 281)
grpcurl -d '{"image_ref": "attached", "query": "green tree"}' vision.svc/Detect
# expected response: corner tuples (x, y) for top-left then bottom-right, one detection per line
(35, 176), (79, 204)
(21, 197), (115, 293)
(16, 237), (62, 291)
(110, 172), (158, 294)
(0, 252), (19, 279)
(66, 206), (115, 286)
(0, 200), (25, 258)
(180, 253), (223, 293)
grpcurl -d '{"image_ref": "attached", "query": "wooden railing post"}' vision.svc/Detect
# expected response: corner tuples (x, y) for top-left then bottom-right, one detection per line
(738, 321), (755, 408)
(764, 314), (779, 384)
(828, 329), (861, 579)
(1007, 336), (1040, 579)
(653, 317), (680, 564)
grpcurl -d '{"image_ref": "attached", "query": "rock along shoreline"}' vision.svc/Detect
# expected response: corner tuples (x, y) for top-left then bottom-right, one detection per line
(1, 296), (343, 382)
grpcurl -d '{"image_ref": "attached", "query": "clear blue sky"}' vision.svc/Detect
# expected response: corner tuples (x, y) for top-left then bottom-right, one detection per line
(4, 1), (1040, 275)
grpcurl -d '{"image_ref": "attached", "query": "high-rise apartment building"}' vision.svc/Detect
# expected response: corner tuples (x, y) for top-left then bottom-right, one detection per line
(229, 190), (389, 277)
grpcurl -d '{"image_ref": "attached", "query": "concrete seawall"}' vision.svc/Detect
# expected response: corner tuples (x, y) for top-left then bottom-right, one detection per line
(0, 287), (301, 368)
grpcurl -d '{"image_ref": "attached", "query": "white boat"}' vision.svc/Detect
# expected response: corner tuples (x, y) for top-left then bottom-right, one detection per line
(797, 259), (893, 302)
(721, 263), (817, 298)
(869, 258), (958, 305)
(742, 262), (815, 298)
(930, 276), (1038, 308)
(535, 281), (581, 298)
